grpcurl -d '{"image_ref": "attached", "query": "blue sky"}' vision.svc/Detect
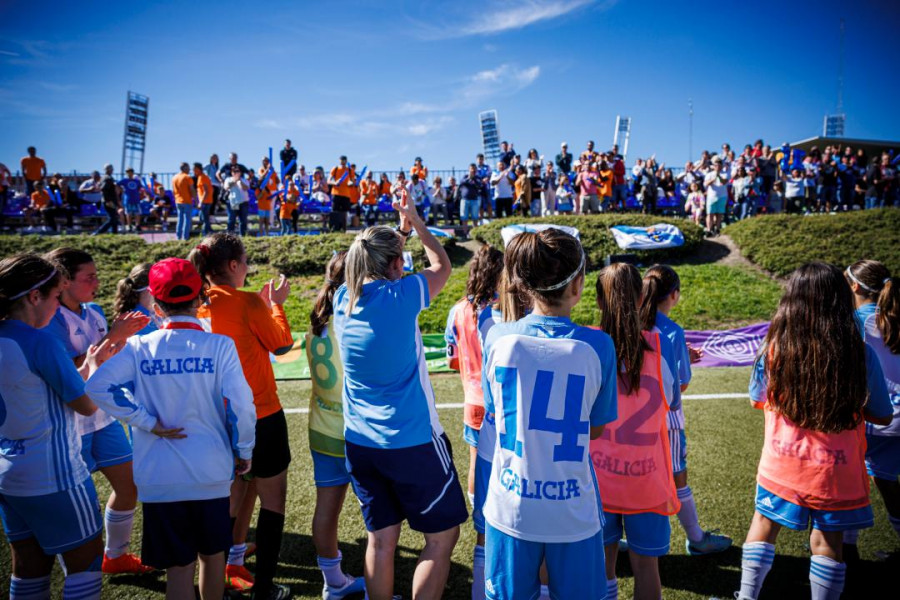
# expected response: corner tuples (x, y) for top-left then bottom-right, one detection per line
(1, 0), (897, 175)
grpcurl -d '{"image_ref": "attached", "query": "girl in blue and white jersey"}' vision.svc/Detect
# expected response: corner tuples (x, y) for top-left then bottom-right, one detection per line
(843, 260), (900, 553)
(86, 258), (258, 600)
(42, 247), (152, 574)
(334, 196), (467, 600)
(0, 253), (113, 600)
(640, 265), (732, 556)
(481, 229), (618, 600)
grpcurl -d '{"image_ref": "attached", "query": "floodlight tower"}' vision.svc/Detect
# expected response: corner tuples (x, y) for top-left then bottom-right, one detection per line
(121, 91), (150, 174)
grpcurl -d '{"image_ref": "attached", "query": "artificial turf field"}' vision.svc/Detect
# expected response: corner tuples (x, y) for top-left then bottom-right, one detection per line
(2, 367), (897, 599)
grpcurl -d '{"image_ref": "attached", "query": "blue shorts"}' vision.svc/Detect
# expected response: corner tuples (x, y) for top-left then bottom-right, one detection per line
(142, 497), (231, 569)
(345, 433), (468, 534)
(124, 201), (140, 216)
(0, 478), (101, 554)
(464, 424), (480, 448)
(602, 511), (671, 557)
(755, 485), (874, 532)
(669, 428), (687, 474)
(311, 450), (351, 487)
(473, 456), (492, 535)
(461, 199), (481, 221)
(258, 209), (271, 219)
(485, 524), (606, 600)
(81, 421), (133, 473)
(866, 435), (900, 481)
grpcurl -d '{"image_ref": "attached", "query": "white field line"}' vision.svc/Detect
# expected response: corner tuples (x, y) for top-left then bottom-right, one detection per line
(283, 393), (747, 415)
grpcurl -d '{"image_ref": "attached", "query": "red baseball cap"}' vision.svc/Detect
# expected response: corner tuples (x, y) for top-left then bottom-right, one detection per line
(149, 258), (202, 303)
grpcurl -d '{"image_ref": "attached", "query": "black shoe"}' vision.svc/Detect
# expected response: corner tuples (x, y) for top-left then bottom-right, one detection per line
(251, 583), (291, 600)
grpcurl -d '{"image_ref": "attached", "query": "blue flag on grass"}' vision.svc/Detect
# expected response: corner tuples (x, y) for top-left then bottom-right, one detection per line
(609, 223), (684, 250)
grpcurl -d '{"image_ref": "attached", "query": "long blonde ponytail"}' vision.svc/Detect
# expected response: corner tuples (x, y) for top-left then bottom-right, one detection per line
(344, 226), (403, 313)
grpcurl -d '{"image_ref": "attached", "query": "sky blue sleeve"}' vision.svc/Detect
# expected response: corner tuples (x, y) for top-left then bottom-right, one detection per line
(865, 345), (893, 418)
(749, 357), (767, 404)
(482, 330), (497, 416)
(590, 333), (618, 427)
(33, 334), (85, 403)
(42, 312), (78, 358)
(673, 326), (691, 385)
(401, 273), (430, 316)
(659, 335), (682, 410)
(444, 303), (458, 346)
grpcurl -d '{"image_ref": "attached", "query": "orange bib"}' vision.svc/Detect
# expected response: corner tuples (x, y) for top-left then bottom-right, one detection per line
(590, 331), (680, 515)
(757, 409), (869, 510)
(453, 300), (485, 429)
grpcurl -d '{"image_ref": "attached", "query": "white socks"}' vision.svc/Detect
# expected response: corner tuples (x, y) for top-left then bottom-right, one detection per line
(538, 584), (550, 599)
(472, 545), (485, 600)
(676, 486), (704, 543)
(318, 551), (349, 589)
(103, 507), (134, 559)
(227, 543), (246, 567)
(10, 575), (50, 600)
(809, 555), (846, 600)
(739, 542), (775, 600)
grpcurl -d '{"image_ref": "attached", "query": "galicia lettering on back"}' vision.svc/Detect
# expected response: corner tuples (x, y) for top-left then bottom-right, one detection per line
(499, 468), (581, 501)
(139, 357), (215, 376)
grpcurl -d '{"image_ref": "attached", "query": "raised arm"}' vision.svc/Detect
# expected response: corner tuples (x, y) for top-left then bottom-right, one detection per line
(393, 197), (450, 300)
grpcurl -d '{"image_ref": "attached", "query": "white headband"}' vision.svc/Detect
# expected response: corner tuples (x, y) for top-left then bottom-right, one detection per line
(9, 269), (57, 300)
(845, 267), (878, 294)
(134, 286), (149, 292)
(535, 249), (585, 292)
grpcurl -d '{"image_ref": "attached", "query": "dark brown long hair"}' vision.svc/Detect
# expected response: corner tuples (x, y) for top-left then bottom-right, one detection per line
(466, 245), (504, 321)
(762, 262), (868, 433)
(114, 263), (151, 316)
(640, 264), (680, 331)
(310, 251), (347, 337)
(846, 259), (900, 354)
(501, 229), (584, 322)
(597, 262), (649, 394)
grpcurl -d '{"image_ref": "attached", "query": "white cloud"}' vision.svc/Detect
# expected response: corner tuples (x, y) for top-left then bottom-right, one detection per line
(414, 0), (616, 40)
(265, 63), (539, 138)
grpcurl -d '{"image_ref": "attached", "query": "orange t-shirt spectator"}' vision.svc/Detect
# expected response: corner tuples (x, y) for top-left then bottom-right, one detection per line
(360, 179), (379, 205)
(172, 168), (195, 205)
(279, 182), (299, 220)
(21, 147), (46, 196)
(31, 189), (50, 209)
(329, 160), (355, 199)
(257, 167), (280, 212)
(410, 159), (428, 183)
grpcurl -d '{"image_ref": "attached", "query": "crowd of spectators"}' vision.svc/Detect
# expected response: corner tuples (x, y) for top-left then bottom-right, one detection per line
(1, 137), (897, 238)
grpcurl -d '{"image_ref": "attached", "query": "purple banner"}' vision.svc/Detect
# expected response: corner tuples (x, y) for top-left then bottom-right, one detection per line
(685, 322), (770, 367)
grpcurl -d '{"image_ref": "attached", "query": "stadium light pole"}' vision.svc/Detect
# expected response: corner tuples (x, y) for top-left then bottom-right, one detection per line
(688, 99), (693, 163)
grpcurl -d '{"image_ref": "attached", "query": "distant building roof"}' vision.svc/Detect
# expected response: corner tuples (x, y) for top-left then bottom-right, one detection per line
(790, 136), (900, 157)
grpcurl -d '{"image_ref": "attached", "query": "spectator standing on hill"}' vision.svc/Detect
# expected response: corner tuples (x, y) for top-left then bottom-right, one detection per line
(328, 156), (354, 233)
(783, 168), (806, 214)
(611, 154), (627, 211)
(580, 140), (599, 166)
(172, 162), (196, 241)
(205, 154), (222, 214)
(79, 170), (103, 203)
(118, 168), (144, 233)
(0, 162), (10, 229)
(704, 157), (728, 234)
(194, 162), (214, 235)
(224, 165), (249, 236)
(640, 159), (660, 215)
(20, 146), (47, 197)
(410, 157), (428, 184)
(93, 164), (121, 235)
(407, 173), (428, 221)
(457, 164), (482, 238)
(632, 157), (645, 200)
(475, 154), (493, 220)
(542, 162), (557, 215)
(556, 142), (573, 175)
(876, 152), (896, 208)
(280, 140), (297, 178)
(499, 141), (516, 167)
(491, 161), (515, 219)
(218, 153), (248, 187)
(577, 162), (600, 214)
(524, 149), (542, 173)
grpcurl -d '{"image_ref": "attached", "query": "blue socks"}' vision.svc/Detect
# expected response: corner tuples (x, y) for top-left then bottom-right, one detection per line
(606, 577), (618, 600)
(10, 575), (51, 600)
(471, 544), (485, 600)
(62, 571), (102, 600)
(809, 555), (846, 600)
(739, 542), (774, 599)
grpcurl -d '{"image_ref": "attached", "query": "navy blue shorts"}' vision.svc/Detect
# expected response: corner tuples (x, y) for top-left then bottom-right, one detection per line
(346, 432), (468, 534)
(141, 497), (232, 569)
(81, 421), (133, 473)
